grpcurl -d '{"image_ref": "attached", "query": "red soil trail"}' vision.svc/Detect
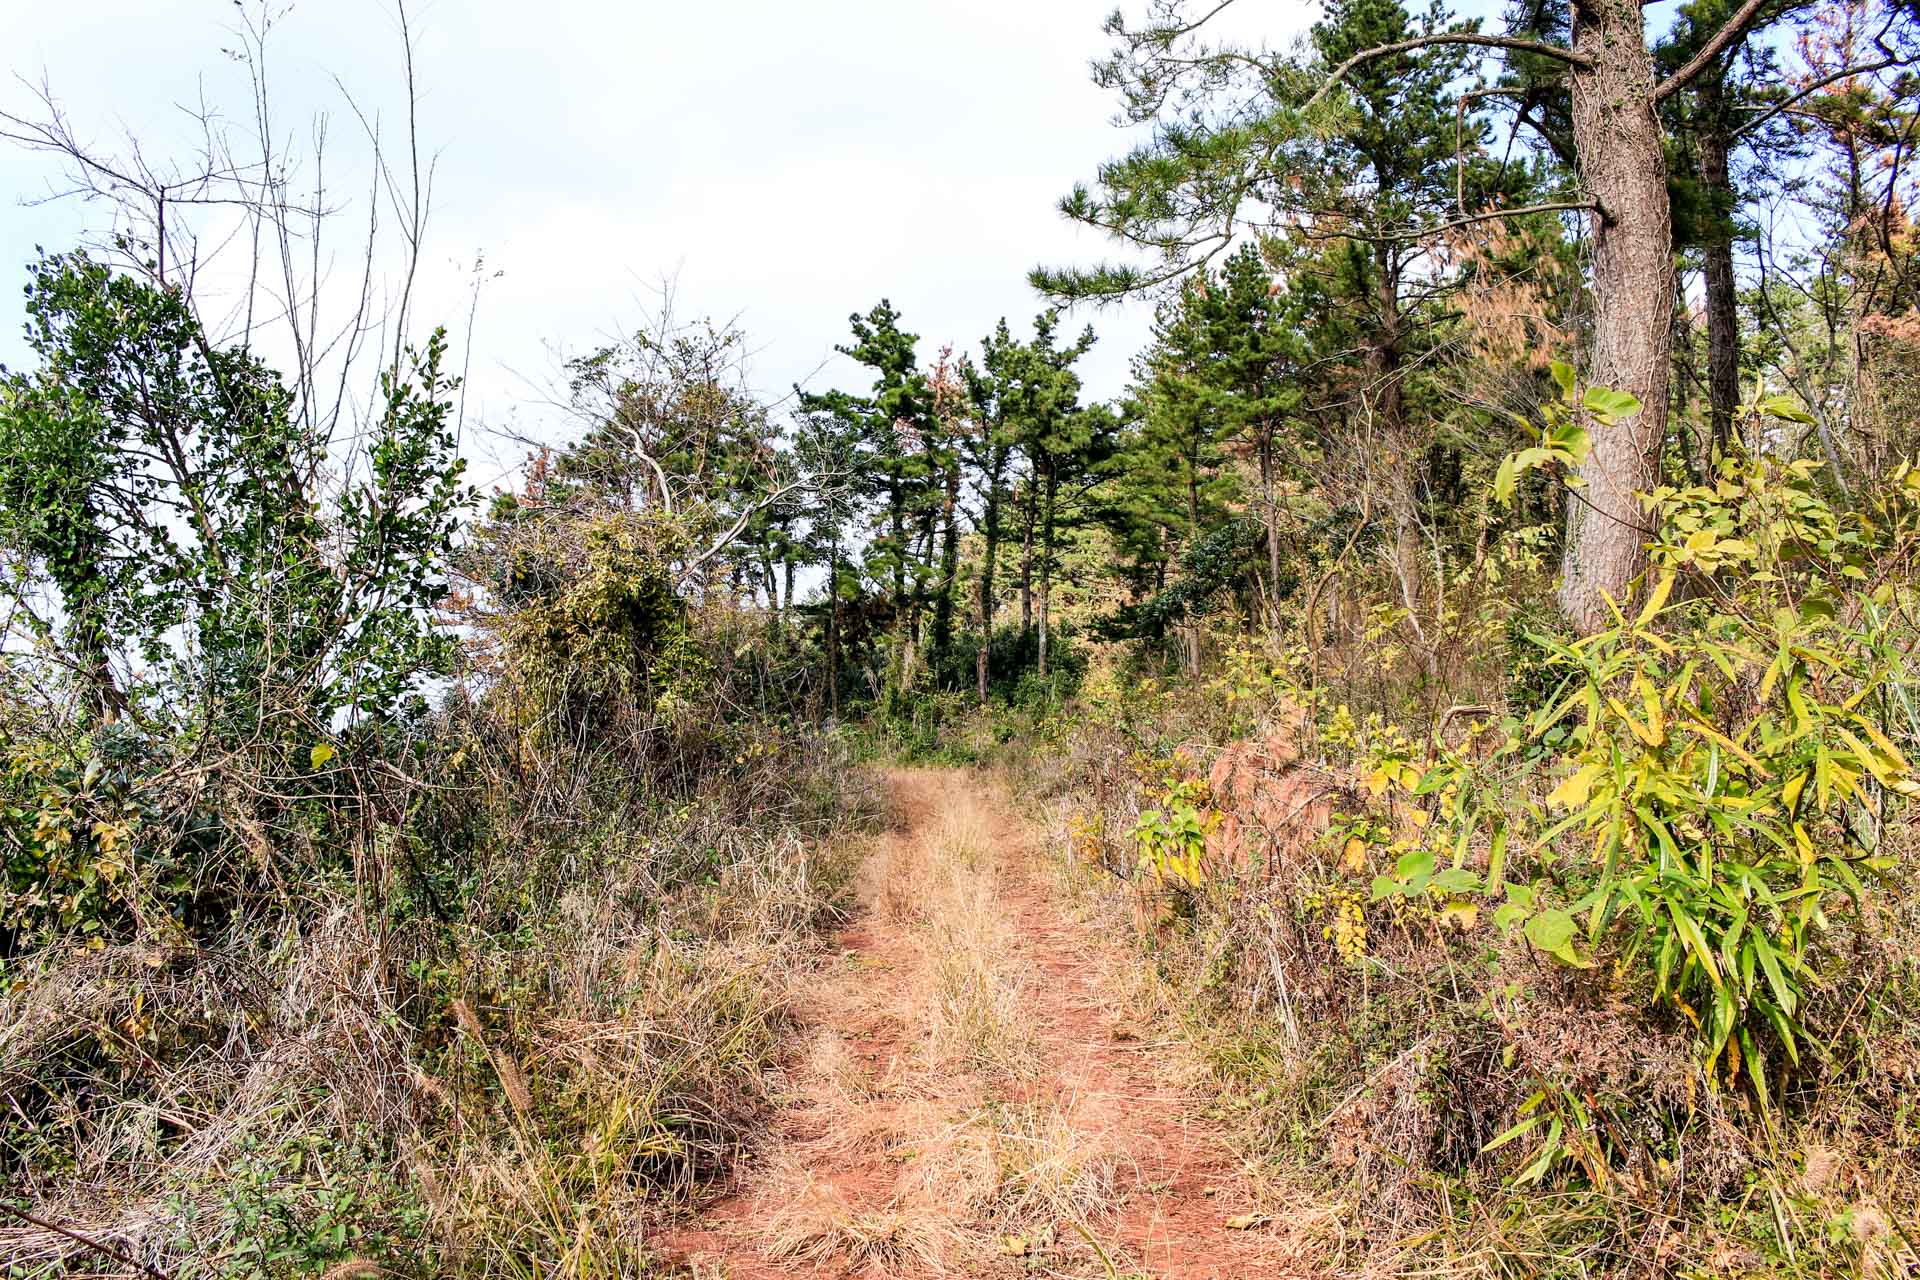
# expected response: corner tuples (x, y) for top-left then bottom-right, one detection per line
(657, 768), (1311, 1279)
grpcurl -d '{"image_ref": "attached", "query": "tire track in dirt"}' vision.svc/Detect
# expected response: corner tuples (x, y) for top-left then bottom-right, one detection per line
(658, 767), (1312, 1279)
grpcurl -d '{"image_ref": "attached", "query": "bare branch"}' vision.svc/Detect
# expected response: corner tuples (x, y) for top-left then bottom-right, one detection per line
(1732, 53), (1914, 139)
(625, 425), (676, 516)
(678, 478), (813, 583)
(1303, 34), (1588, 112)
(1652, 0), (1771, 102)
(1142, 0), (1242, 43)
(1343, 199), (1599, 244)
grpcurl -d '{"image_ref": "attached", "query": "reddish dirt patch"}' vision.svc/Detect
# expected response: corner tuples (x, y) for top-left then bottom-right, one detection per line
(655, 768), (1315, 1278)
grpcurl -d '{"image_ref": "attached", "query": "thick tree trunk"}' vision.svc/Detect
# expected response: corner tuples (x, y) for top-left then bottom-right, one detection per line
(1558, 0), (1674, 634)
(1697, 101), (1741, 455)
(78, 621), (130, 724)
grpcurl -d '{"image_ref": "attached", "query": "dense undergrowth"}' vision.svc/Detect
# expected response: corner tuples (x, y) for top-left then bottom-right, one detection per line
(0, 354), (884, 1277)
(966, 450), (1920, 1278)
(2, 680), (878, 1277)
(2, 642), (878, 1278)
(5, 2), (1920, 1271)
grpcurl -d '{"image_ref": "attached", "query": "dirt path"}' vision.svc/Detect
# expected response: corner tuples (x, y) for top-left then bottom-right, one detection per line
(658, 768), (1307, 1279)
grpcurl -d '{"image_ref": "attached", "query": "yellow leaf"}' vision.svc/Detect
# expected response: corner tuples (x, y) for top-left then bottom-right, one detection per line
(1340, 838), (1368, 873)
(1635, 674), (1666, 746)
(1793, 822), (1814, 866)
(1635, 570), (1676, 627)
(1836, 728), (1897, 788)
(1853, 718), (1914, 777)
(1606, 695), (1658, 747)
(1759, 653), (1785, 703)
(1678, 715), (1769, 774)
(1548, 762), (1606, 811)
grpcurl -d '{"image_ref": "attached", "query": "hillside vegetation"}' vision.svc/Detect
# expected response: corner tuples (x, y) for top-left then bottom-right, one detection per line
(4, 1), (1920, 1277)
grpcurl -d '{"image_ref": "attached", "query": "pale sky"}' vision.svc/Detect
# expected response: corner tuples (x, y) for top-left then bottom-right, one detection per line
(1, 0), (1330, 487)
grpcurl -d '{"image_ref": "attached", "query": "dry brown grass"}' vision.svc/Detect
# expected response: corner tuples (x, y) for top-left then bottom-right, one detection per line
(0, 741), (878, 1279)
(906, 780), (1042, 1077)
(689, 771), (1135, 1278)
(937, 1099), (1123, 1233)
(755, 1156), (946, 1273)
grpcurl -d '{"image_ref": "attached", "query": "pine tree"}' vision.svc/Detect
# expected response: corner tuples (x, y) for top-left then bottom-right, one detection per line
(1039, 0), (1896, 630)
(799, 301), (939, 637)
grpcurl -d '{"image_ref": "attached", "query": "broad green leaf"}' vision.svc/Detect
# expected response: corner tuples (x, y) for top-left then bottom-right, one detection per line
(1583, 386), (1643, 420)
(1525, 909), (1576, 954)
(1550, 360), (1576, 399)
(1754, 393), (1815, 424)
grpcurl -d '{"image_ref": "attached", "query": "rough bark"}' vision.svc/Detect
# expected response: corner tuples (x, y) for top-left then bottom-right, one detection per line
(79, 625), (130, 723)
(1558, 0), (1675, 633)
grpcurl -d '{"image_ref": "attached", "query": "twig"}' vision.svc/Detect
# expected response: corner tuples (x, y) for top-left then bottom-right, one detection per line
(1303, 33), (1588, 113)
(1365, 199), (1598, 244)
(0, 1201), (173, 1280)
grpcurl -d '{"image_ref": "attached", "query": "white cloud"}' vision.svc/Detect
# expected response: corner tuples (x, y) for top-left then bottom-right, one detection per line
(3, 0), (1323, 462)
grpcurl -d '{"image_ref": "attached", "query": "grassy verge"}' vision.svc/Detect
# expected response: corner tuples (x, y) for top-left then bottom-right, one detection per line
(1, 729), (880, 1279)
(988, 698), (1920, 1280)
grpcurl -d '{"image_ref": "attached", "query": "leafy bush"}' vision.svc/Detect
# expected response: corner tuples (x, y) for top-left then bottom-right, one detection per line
(1405, 450), (1920, 1109)
(0, 251), (470, 734)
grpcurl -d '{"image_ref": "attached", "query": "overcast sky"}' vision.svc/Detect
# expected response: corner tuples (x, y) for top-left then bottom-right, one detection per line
(0, 0), (1341, 486)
